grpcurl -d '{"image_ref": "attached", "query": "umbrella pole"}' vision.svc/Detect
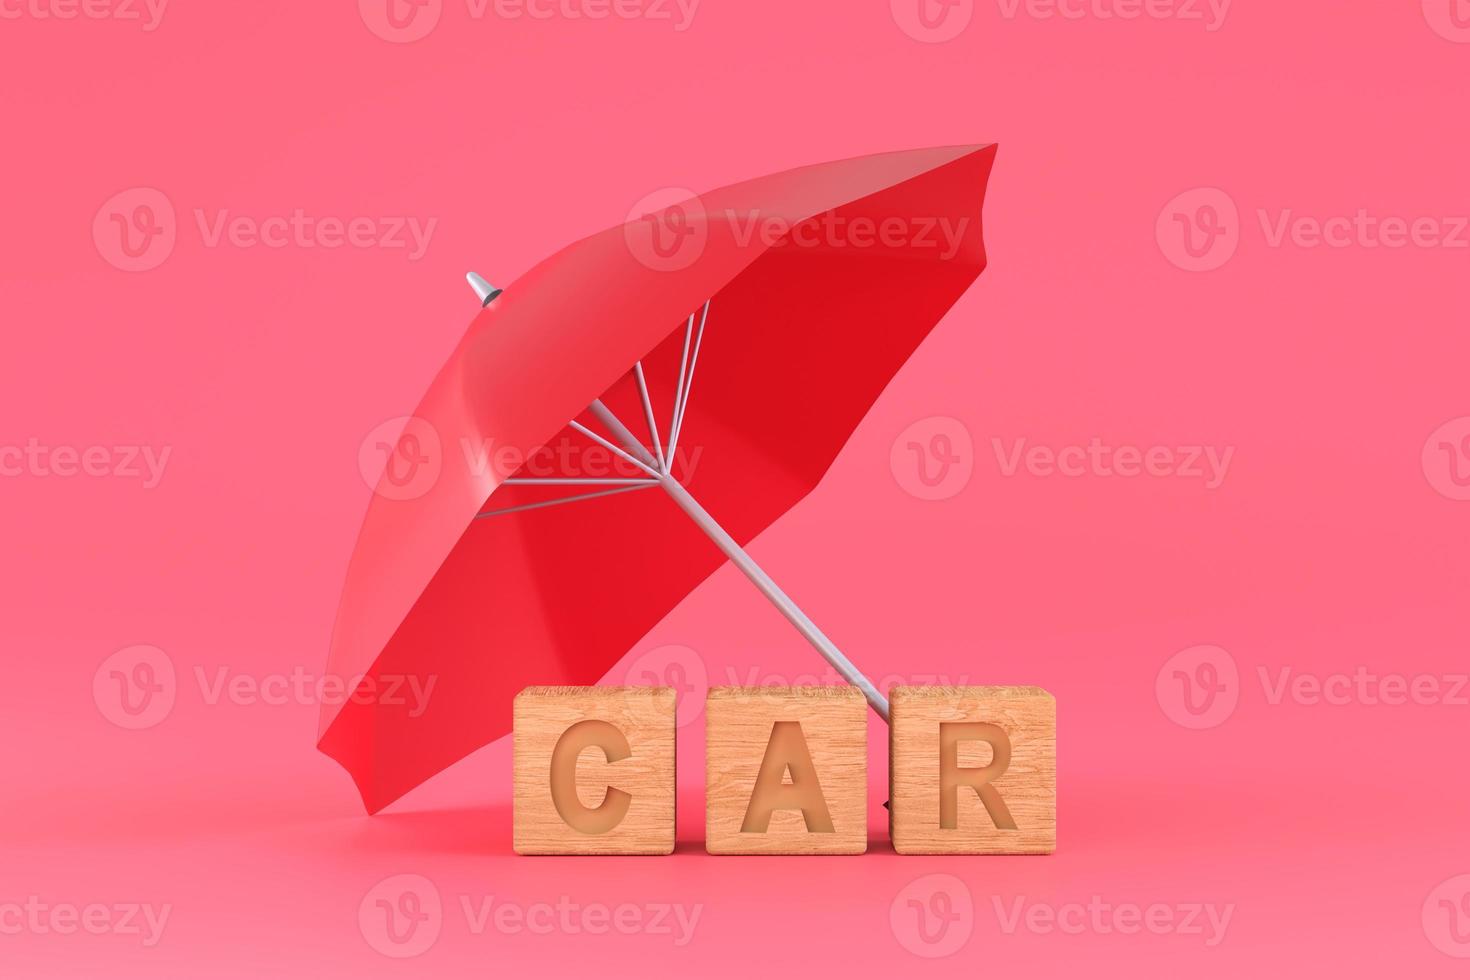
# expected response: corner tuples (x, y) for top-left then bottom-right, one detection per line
(656, 473), (891, 723)
(587, 373), (892, 721)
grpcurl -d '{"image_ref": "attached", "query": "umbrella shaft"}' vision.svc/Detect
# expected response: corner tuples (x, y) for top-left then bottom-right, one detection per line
(657, 474), (891, 722)
(585, 395), (889, 720)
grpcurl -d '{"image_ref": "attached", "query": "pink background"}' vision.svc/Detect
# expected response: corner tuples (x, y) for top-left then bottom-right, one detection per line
(3, 0), (1469, 975)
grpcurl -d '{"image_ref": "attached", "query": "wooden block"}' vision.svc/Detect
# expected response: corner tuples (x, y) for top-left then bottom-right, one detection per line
(705, 687), (867, 855)
(889, 686), (1055, 855)
(513, 687), (675, 855)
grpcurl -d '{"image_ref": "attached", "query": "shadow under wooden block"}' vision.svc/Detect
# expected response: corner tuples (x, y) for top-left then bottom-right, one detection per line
(706, 687), (867, 855)
(513, 687), (675, 855)
(889, 686), (1056, 855)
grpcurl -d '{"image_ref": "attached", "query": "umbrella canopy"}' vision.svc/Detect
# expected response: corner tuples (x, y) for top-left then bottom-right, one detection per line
(321, 144), (997, 812)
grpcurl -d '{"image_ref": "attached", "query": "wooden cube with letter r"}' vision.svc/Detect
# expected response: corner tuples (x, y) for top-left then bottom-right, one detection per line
(889, 686), (1055, 854)
(513, 686), (675, 855)
(705, 687), (867, 855)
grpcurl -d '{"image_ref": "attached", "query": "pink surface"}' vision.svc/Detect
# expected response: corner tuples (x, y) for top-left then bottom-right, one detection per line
(2, 1), (1468, 976)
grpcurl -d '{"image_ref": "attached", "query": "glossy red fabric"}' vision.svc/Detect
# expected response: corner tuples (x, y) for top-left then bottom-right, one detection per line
(320, 145), (996, 812)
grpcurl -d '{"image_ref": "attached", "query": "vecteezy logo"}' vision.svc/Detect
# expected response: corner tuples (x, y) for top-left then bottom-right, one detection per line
(1156, 188), (1240, 272)
(359, 0), (442, 42)
(623, 644), (709, 728)
(890, 416), (974, 501)
(891, 0), (974, 42)
(93, 645), (176, 730)
(93, 188), (177, 272)
(624, 188), (709, 273)
(1423, 417), (1470, 501)
(1156, 644), (1239, 729)
(359, 874), (442, 958)
(1424, 875), (1470, 957)
(890, 874), (974, 958)
(359, 416), (443, 501)
(1423, 0), (1470, 42)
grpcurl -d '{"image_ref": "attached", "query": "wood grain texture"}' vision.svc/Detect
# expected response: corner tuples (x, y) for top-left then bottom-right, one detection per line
(513, 687), (675, 855)
(705, 687), (867, 855)
(889, 686), (1056, 855)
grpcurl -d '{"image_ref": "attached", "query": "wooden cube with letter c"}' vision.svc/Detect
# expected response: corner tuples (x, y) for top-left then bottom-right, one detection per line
(889, 686), (1055, 854)
(513, 686), (675, 855)
(705, 687), (867, 855)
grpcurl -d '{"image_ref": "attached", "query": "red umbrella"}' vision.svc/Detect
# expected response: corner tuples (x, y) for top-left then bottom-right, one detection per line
(321, 144), (997, 813)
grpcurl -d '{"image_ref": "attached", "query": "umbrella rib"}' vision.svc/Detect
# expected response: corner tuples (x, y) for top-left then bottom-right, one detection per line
(504, 478), (657, 486)
(669, 299), (709, 462)
(474, 483), (655, 520)
(667, 313), (694, 457)
(569, 420), (661, 478)
(633, 362), (667, 474)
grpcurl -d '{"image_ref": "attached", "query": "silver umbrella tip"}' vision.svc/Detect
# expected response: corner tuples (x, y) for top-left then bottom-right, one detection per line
(466, 271), (503, 306)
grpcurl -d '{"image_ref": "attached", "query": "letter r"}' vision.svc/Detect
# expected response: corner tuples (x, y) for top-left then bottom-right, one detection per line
(939, 722), (1018, 830)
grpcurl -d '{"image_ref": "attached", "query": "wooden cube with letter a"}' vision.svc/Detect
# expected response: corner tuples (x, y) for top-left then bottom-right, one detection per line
(705, 687), (867, 855)
(513, 687), (675, 855)
(889, 686), (1055, 854)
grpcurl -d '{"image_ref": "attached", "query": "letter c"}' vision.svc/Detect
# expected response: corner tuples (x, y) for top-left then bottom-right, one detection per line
(549, 720), (633, 834)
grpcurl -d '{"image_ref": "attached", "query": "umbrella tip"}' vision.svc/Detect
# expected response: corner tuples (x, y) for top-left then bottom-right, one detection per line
(466, 271), (503, 306)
